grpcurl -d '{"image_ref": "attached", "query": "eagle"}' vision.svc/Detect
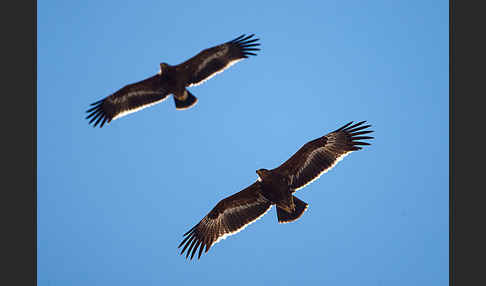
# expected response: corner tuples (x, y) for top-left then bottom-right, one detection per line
(85, 34), (260, 128)
(178, 121), (374, 260)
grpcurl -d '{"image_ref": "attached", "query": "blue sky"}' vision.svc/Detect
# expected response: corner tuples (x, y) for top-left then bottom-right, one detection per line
(38, 1), (448, 285)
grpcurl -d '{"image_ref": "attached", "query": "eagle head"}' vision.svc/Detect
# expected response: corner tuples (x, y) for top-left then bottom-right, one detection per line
(159, 62), (169, 75)
(256, 169), (270, 181)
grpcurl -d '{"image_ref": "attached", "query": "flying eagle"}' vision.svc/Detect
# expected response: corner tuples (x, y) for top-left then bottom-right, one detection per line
(85, 34), (260, 128)
(178, 121), (374, 260)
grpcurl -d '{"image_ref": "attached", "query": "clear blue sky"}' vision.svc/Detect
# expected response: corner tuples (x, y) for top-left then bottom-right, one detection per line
(38, 1), (448, 285)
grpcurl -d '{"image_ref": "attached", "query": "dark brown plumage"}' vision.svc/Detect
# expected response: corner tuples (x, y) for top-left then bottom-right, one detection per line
(179, 121), (374, 260)
(86, 34), (260, 127)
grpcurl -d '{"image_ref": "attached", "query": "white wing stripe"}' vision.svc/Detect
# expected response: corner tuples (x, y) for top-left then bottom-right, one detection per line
(112, 92), (169, 120)
(212, 195), (271, 245)
(188, 58), (242, 87)
(293, 151), (352, 191)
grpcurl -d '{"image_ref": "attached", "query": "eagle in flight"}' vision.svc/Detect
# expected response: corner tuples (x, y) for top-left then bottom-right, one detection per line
(86, 34), (260, 128)
(178, 121), (374, 260)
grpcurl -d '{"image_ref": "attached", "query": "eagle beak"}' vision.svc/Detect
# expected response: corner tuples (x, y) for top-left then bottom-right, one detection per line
(256, 170), (263, 178)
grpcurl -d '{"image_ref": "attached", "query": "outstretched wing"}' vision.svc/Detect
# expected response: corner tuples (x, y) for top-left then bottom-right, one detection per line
(178, 182), (271, 260)
(273, 121), (374, 192)
(180, 34), (261, 87)
(85, 75), (170, 128)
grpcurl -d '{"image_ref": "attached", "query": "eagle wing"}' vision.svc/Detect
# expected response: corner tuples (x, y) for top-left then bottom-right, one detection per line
(86, 75), (170, 128)
(272, 121), (374, 192)
(180, 34), (260, 87)
(178, 182), (271, 260)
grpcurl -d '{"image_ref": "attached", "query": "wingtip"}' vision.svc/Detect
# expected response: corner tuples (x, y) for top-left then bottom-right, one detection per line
(334, 121), (375, 148)
(86, 99), (111, 128)
(336, 121), (354, 131)
(353, 141), (371, 146)
(197, 248), (204, 260)
(348, 124), (372, 133)
(233, 34), (260, 44)
(231, 34), (246, 42)
(341, 120), (374, 133)
(240, 34), (255, 41)
(90, 99), (103, 106)
(347, 120), (366, 129)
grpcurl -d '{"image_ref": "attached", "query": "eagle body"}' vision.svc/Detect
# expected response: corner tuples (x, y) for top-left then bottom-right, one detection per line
(86, 34), (260, 127)
(157, 63), (191, 105)
(179, 121), (374, 260)
(257, 169), (295, 213)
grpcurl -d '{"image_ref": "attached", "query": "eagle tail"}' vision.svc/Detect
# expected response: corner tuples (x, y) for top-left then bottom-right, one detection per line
(276, 196), (308, 224)
(174, 90), (198, 110)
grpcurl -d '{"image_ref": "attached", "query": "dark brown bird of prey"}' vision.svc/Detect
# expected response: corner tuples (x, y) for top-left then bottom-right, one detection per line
(178, 121), (374, 260)
(85, 34), (260, 127)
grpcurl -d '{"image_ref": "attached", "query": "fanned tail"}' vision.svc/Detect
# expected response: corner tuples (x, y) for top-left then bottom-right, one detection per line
(277, 196), (308, 223)
(174, 90), (198, 110)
